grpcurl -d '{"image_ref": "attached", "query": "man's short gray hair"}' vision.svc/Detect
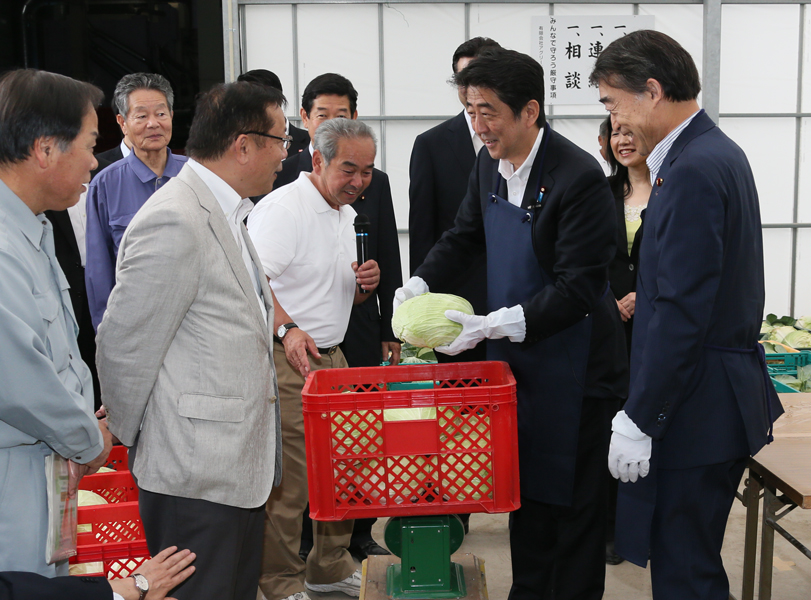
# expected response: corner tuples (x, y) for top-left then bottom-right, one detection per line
(313, 119), (377, 165)
(113, 73), (174, 118)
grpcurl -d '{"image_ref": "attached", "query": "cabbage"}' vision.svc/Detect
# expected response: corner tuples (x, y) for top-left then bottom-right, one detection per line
(392, 293), (474, 348)
(796, 316), (811, 331)
(770, 326), (798, 344)
(760, 322), (774, 338)
(783, 329), (811, 349)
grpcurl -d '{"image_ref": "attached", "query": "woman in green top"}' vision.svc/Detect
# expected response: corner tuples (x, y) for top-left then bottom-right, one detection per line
(602, 115), (652, 356)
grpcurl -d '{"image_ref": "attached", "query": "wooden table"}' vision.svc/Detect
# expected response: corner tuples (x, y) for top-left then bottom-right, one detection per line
(739, 393), (811, 600)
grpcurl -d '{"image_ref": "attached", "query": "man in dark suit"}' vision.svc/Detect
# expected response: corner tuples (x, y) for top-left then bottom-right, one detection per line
(397, 48), (627, 600)
(591, 31), (783, 600)
(273, 73), (400, 562)
(407, 37), (500, 363)
(238, 69), (309, 157)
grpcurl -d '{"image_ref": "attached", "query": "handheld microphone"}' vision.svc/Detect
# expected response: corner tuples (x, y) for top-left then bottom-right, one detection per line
(354, 213), (371, 294)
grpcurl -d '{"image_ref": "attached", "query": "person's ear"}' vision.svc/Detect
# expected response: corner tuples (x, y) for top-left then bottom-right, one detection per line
(234, 134), (251, 165)
(646, 78), (664, 104)
(524, 100), (540, 128)
(32, 137), (55, 169)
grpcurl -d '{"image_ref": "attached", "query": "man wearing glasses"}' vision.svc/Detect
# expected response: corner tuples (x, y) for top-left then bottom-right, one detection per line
(248, 118), (382, 600)
(97, 82), (288, 600)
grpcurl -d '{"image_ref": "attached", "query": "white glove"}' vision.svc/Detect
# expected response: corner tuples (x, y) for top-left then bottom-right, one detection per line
(608, 410), (652, 483)
(435, 305), (526, 356)
(393, 276), (429, 313)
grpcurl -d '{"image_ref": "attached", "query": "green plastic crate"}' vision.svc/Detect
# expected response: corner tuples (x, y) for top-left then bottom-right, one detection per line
(764, 350), (811, 374)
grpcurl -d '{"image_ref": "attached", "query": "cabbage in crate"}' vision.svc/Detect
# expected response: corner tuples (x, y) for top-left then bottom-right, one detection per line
(392, 293), (474, 348)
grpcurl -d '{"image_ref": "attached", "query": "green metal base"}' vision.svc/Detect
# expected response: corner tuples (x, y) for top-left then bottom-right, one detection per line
(383, 515), (467, 599)
(386, 561), (466, 599)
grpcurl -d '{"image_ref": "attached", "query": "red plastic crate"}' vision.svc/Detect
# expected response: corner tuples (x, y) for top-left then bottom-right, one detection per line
(79, 470), (139, 503)
(70, 500), (149, 578)
(102, 445), (130, 472)
(302, 361), (520, 521)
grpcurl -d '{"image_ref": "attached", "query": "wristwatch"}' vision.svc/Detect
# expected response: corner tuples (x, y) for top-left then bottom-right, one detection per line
(276, 322), (298, 340)
(129, 573), (149, 600)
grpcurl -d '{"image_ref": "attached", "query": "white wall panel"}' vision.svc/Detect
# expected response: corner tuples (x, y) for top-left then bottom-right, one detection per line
(243, 5), (296, 116)
(720, 117), (796, 225)
(383, 120), (440, 231)
(551, 118), (606, 168)
(763, 228), (793, 317)
(795, 229), (811, 317)
(382, 4), (465, 116)
(469, 4), (550, 55)
(803, 7), (811, 114)
(720, 5), (800, 114)
(297, 4), (381, 116)
(800, 119), (811, 223)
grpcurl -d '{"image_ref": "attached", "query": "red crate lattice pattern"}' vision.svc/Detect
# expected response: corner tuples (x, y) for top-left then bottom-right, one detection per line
(329, 404), (494, 509)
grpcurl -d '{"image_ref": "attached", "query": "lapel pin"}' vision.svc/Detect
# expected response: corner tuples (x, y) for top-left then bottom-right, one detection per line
(656, 178), (664, 187)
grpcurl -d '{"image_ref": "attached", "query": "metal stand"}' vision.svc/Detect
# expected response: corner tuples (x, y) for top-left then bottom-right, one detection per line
(383, 515), (466, 599)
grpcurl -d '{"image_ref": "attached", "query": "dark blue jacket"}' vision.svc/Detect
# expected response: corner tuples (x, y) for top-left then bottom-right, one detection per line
(619, 110), (783, 564)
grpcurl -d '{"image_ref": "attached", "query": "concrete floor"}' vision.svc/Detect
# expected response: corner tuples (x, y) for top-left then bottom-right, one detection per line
(305, 479), (811, 600)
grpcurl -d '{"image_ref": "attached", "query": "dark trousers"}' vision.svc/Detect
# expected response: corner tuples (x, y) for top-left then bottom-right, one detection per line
(649, 458), (747, 600)
(508, 397), (617, 600)
(139, 487), (264, 600)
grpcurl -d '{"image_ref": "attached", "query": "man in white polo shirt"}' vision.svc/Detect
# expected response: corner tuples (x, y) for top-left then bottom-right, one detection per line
(247, 118), (380, 600)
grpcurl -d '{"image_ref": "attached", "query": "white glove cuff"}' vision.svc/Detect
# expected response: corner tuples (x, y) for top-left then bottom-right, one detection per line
(611, 410), (648, 441)
(485, 305), (526, 343)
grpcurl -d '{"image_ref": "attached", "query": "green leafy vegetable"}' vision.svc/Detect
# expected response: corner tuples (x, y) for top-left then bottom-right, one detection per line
(392, 293), (474, 348)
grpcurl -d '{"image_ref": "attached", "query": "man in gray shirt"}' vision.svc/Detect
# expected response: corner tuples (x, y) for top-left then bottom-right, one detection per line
(0, 69), (112, 576)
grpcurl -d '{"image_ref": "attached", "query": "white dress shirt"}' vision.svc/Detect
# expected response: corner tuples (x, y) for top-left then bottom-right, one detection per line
(186, 159), (267, 323)
(67, 187), (87, 266)
(119, 140), (131, 158)
(497, 125), (545, 207)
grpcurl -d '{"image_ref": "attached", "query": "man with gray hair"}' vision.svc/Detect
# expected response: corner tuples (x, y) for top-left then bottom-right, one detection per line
(247, 117), (381, 600)
(85, 72), (187, 328)
(591, 30), (782, 599)
(0, 68), (112, 576)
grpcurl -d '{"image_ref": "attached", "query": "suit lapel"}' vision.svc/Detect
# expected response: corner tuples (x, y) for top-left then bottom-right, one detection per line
(521, 127), (558, 209)
(446, 112), (476, 173)
(46, 209), (80, 257)
(659, 110), (715, 180)
(179, 167), (269, 334)
(300, 148), (314, 173)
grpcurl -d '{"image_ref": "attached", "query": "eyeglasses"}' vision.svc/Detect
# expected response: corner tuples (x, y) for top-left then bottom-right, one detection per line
(241, 131), (293, 150)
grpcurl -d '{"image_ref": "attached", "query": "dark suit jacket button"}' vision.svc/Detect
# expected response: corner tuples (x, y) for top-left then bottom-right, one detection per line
(629, 264), (634, 271)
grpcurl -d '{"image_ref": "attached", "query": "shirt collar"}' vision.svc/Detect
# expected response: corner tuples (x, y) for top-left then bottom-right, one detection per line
(125, 148), (184, 183)
(299, 171), (337, 214)
(186, 159), (251, 224)
(498, 125), (545, 183)
(0, 177), (49, 250)
(120, 140), (131, 158)
(646, 109), (701, 184)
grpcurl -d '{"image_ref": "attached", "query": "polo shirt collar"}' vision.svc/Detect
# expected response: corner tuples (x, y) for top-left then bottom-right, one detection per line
(125, 148), (184, 183)
(298, 171), (337, 214)
(0, 177), (48, 251)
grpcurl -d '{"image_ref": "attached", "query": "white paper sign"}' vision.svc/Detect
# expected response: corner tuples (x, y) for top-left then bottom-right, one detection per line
(532, 16), (655, 105)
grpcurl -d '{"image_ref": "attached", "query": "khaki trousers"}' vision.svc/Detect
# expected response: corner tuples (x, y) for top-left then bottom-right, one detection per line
(259, 342), (355, 600)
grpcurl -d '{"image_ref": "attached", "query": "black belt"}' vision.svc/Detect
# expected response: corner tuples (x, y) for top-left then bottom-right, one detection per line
(273, 338), (339, 356)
